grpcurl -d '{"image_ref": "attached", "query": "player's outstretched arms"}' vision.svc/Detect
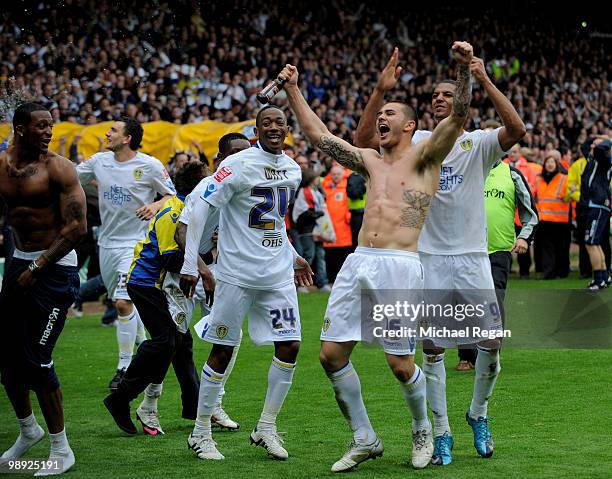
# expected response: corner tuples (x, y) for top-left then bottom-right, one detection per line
(420, 41), (473, 168)
(470, 57), (526, 150)
(280, 64), (372, 180)
(355, 47), (403, 150)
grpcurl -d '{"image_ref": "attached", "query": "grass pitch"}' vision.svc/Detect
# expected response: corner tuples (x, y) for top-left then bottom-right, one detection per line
(1, 272), (611, 478)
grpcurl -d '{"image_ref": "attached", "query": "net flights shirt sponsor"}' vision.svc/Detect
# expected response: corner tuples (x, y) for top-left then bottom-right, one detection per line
(411, 128), (506, 255)
(200, 144), (301, 289)
(77, 151), (176, 247)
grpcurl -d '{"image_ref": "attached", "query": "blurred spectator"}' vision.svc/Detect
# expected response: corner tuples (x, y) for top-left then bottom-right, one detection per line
(292, 169), (330, 292)
(322, 165), (352, 283)
(506, 144), (536, 192)
(534, 151), (571, 279)
(346, 172), (367, 247)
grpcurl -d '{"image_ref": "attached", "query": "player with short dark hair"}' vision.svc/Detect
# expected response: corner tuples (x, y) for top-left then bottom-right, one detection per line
(356, 48), (526, 466)
(280, 41), (474, 472)
(76, 118), (176, 393)
(0, 102), (87, 475)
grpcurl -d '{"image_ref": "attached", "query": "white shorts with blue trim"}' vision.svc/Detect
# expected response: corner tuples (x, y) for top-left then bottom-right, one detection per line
(321, 247), (424, 355)
(99, 246), (135, 301)
(200, 280), (301, 347)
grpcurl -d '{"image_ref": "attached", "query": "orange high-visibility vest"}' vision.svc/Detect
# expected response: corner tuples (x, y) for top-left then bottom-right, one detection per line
(322, 175), (353, 247)
(535, 173), (570, 223)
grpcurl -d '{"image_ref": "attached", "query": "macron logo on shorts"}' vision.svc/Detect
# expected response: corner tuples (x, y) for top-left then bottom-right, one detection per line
(39, 308), (60, 346)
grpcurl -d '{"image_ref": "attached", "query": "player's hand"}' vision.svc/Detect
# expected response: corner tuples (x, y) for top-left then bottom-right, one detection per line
(451, 41), (473, 65)
(179, 274), (199, 299)
(136, 203), (158, 221)
(294, 256), (314, 287)
(376, 47), (402, 92)
(198, 264), (216, 306)
(470, 57), (489, 84)
(511, 238), (529, 254)
(17, 269), (37, 289)
(278, 64), (298, 88)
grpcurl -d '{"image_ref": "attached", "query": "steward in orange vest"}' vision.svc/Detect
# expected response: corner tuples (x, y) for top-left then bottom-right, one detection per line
(322, 166), (353, 283)
(533, 154), (571, 279)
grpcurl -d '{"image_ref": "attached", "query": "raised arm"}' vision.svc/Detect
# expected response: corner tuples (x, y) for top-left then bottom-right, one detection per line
(355, 47), (403, 150)
(33, 157), (87, 275)
(279, 65), (372, 179)
(420, 42), (473, 167)
(470, 57), (526, 151)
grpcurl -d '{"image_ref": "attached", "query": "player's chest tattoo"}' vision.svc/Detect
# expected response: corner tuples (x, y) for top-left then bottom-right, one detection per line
(399, 188), (431, 228)
(7, 164), (38, 178)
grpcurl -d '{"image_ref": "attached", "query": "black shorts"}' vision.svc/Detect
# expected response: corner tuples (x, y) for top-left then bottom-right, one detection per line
(584, 208), (610, 246)
(0, 257), (79, 390)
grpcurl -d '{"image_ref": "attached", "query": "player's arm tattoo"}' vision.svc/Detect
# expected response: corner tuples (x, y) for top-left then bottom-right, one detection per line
(453, 64), (471, 119)
(399, 189), (432, 229)
(317, 135), (369, 179)
(41, 198), (86, 265)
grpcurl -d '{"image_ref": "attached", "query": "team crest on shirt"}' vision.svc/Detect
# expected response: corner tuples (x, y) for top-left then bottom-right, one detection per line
(176, 312), (187, 324)
(214, 165), (233, 182)
(460, 139), (473, 151)
(322, 317), (331, 332)
(216, 325), (229, 339)
(133, 168), (144, 179)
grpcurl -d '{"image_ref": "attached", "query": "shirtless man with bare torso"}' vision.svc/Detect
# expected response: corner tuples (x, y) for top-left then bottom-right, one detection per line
(279, 41), (473, 472)
(0, 103), (87, 476)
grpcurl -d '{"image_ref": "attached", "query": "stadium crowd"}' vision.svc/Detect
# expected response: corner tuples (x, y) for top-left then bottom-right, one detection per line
(0, 0), (610, 287)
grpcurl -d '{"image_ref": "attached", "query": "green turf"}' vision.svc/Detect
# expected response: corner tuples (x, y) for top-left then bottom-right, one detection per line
(1, 273), (611, 478)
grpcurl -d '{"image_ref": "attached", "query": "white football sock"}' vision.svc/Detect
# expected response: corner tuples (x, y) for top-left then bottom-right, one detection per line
(217, 330), (242, 406)
(258, 357), (295, 431)
(193, 364), (224, 438)
(141, 383), (163, 410)
(326, 362), (376, 444)
(1, 413), (45, 459)
(422, 353), (450, 436)
(135, 308), (146, 346)
(34, 430), (74, 477)
(399, 365), (430, 432)
(470, 347), (500, 419)
(116, 310), (137, 370)
(49, 429), (69, 455)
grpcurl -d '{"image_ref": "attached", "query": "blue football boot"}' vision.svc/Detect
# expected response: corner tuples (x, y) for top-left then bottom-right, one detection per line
(466, 412), (494, 458)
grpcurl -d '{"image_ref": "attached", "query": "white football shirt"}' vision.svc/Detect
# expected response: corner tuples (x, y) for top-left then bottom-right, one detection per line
(180, 176), (220, 255)
(201, 144), (301, 289)
(414, 128), (507, 254)
(77, 151), (176, 248)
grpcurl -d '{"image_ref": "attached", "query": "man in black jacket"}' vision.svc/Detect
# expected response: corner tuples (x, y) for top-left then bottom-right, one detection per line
(580, 138), (611, 290)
